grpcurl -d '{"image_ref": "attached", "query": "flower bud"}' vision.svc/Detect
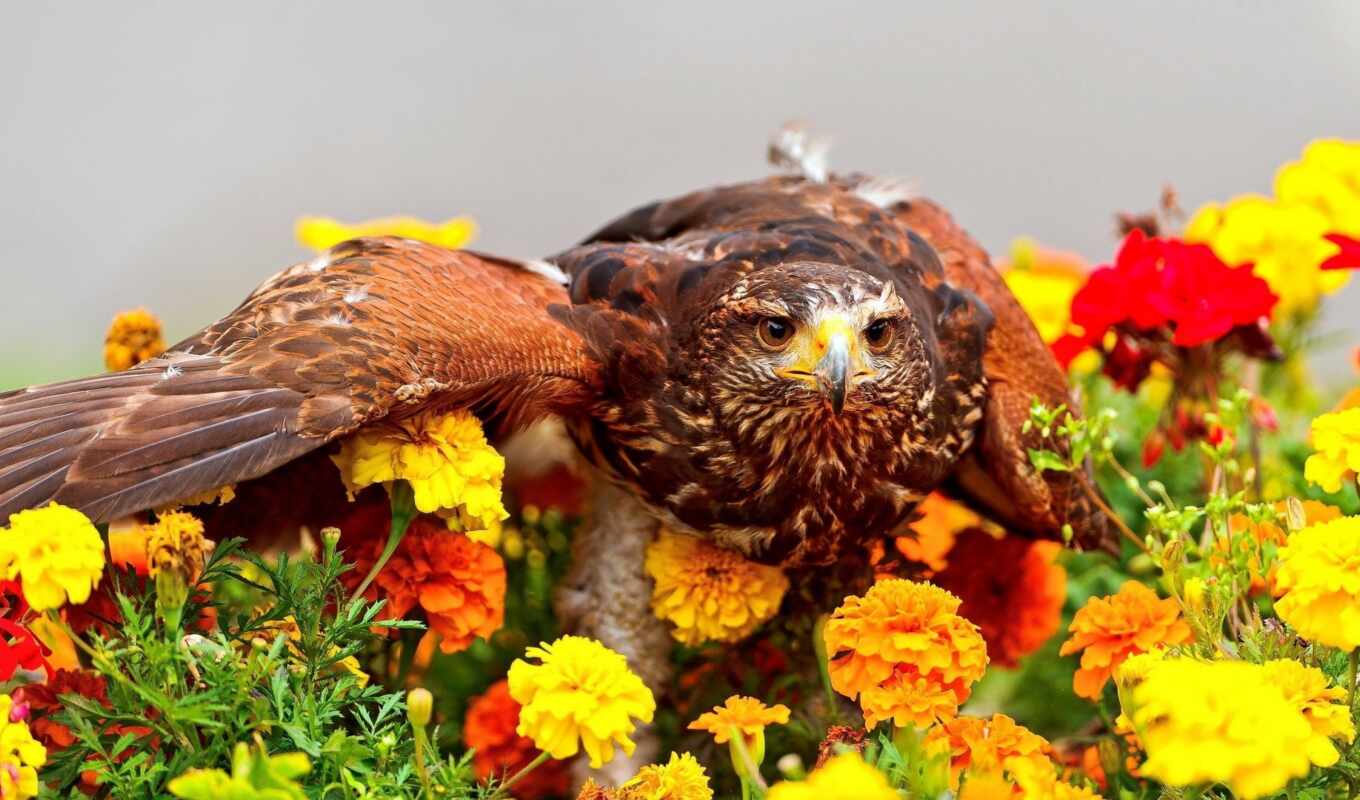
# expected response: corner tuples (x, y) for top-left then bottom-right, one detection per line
(407, 688), (434, 727)
(320, 527), (342, 549)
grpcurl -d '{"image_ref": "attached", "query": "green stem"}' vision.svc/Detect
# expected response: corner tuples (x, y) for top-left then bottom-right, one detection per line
(492, 751), (551, 798)
(412, 724), (435, 800)
(348, 481), (417, 604)
(812, 615), (843, 725)
(728, 729), (768, 791)
(1348, 649), (1358, 713)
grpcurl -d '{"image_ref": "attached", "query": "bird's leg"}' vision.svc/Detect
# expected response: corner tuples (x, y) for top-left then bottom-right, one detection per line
(553, 475), (672, 787)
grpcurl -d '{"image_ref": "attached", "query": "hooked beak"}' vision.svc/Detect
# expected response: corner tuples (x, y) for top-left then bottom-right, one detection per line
(775, 315), (871, 415)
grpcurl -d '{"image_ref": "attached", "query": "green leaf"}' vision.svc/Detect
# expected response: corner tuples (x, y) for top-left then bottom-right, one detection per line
(1027, 448), (1073, 473)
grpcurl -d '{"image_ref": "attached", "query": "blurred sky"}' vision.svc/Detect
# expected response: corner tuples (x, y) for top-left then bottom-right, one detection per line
(2, 1), (1358, 388)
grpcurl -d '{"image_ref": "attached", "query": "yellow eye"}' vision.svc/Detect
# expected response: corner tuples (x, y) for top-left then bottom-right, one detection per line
(757, 317), (795, 349)
(864, 318), (894, 351)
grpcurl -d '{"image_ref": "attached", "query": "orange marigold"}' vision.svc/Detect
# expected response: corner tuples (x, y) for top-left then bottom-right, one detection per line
(824, 578), (988, 728)
(1059, 582), (1191, 700)
(341, 516), (505, 653)
(1218, 501), (1341, 594)
(934, 530), (1066, 668)
(103, 308), (165, 372)
(463, 679), (570, 800)
(896, 493), (998, 573)
(926, 713), (1052, 787)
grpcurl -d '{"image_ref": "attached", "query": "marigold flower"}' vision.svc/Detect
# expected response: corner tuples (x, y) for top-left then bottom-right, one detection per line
(1274, 139), (1360, 236)
(0, 694), (45, 800)
(895, 492), (996, 573)
(764, 753), (897, 800)
(342, 517), (505, 653)
(1006, 757), (1102, 800)
(645, 530), (788, 645)
(464, 679), (570, 800)
(331, 409), (509, 528)
(688, 695), (790, 765)
(1261, 659), (1355, 767)
(1304, 408), (1360, 493)
(0, 504), (105, 611)
(934, 531), (1065, 668)
(622, 752), (713, 800)
(1126, 658), (1314, 799)
(1059, 581), (1191, 700)
(103, 308), (165, 372)
(824, 578), (988, 728)
(925, 713), (1052, 787)
(508, 635), (656, 768)
(997, 237), (1089, 344)
(296, 215), (477, 252)
(1274, 515), (1360, 650)
(166, 484), (237, 510)
(144, 510), (214, 584)
(14, 669), (109, 750)
(1218, 500), (1340, 594)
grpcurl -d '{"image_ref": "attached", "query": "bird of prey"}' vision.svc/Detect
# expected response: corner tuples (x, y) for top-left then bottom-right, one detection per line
(0, 156), (1113, 569)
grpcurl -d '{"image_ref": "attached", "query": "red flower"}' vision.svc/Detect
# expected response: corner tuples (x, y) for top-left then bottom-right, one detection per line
(464, 679), (570, 799)
(0, 619), (48, 681)
(15, 669), (110, 749)
(1322, 233), (1360, 271)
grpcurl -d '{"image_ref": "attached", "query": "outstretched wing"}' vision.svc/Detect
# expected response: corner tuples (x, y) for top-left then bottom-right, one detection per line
(886, 197), (1116, 553)
(0, 238), (598, 523)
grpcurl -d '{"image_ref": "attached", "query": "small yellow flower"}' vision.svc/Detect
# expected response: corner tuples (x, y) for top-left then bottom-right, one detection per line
(507, 635), (656, 768)
(644, 530), (788, 645)
(295, 215), (477, 252)
(0, 694), (46, 800)
(331, 409), (509, 527)
(765, 753), (897, 800)
(1007, 757), (1103, 800)
(1274, 139), (1360, 236)
(256, 616), (370, 689)
(1261, 659), (1355, 767)
(145, 510), (214, 584)
(165, 484), (237, 511)
(622, 752), (713, 800)
(1304, 408), (1360, 493)
(1181, 577), (1206, 612)
(1274, 515), (1360, 650)
(688, 695), (790, 767)
(104, 308), (165, 371)
(0, 503), (105, 611)
(824, 578), (988, 728)
(1125, 658), (1314, 799)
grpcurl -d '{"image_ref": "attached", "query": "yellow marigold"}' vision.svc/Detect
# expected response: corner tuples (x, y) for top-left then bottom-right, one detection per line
(997, 237), (1089, 344)
(295, 215), (477, 251)
(925, 713), (1051, 787)
(508, 635), (656, 768)
(1059, 581), (1191, 700)
(0, 694), (45, 800)
(1274, 515), (1360, 649)
(103, 308), (165, 372)
(1126, 658), (1314, 799)
(1185, 194), (1348, 318)
(1007, 757), (1102, 800)
(331, 409), (508, 527)
(644, 530), (788, 645)
(764, 753), (897, 800)
(622, 752), (713, 800)
(1304, 408), (1360, 493)
(0, 504), (105, 611)
(144, 510), (214, 584)
(688, 695), (790, 766)
(824, 578), (988, 728)
(1274, 139), (1360, 236)
(1262, 659), (1355, 767)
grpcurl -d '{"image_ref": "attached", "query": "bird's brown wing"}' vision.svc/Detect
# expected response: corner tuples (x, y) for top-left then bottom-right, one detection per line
(0, 238), (598, 523)
(886, 197), (1116, 553)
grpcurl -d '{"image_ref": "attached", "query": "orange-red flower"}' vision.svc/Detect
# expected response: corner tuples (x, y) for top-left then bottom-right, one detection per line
(463, 679), (570, 800)
(15, 669), (109, 750)
(895, 493), (999, 573)
(1059, 582), (1192, 700)
(341, 516), (505, 653)
(934, 531), (1066, 668)
(926, 713), (1052, 786)
(824, 579), (988, 728)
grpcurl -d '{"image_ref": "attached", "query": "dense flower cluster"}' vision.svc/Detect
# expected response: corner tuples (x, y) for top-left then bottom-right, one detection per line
(934, 531), (1065, 668)
(342, 517), (506, 653)
(103, 308), (165, 372)
(1273, 515), (1360, 649)
(507, 636), (655, 768)
(331, 409), (509, 529)
(1059, 581), (1191, 699)
(644, 529), (788, 645)
(824, 579), (988, 728)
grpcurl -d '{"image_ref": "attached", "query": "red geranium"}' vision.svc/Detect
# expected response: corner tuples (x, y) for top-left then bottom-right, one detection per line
(1322, 233), (1360, 271)
(0, 619), (48, 681)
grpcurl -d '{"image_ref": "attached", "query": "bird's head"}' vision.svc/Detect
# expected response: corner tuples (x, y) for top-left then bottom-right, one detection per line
(698, 262), (933, 424)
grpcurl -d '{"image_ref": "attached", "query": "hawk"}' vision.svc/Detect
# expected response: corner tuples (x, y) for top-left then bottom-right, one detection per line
(0, 164), (1113, 568)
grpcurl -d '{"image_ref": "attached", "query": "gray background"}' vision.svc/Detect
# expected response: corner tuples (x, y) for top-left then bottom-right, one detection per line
(2, 1), (1358, 388)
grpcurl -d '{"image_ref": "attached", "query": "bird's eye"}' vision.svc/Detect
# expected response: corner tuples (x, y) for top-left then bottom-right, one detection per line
(864, 318), (894, 351)
(756, 317), (795, 349)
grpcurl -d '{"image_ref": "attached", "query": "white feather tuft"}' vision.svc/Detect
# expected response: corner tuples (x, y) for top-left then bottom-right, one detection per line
(854, 176), (918, 209)
(768, 121), (832, 182)
(521, 258), (570, 286)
